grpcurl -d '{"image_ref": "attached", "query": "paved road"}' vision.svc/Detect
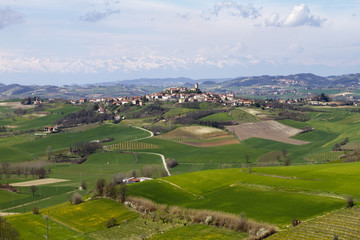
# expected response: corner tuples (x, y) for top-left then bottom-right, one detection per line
(131, 126), (170, 176)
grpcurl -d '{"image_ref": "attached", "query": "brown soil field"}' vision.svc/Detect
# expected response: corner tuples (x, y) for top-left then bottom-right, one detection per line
(11, 178), (69, 187)
(226, 120), (309, 145)
(0, 102), (35, 109)
(181, 138), (240, 147)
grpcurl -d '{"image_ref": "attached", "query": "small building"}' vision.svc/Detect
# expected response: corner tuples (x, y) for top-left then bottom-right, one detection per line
(44, 126), (60, 133)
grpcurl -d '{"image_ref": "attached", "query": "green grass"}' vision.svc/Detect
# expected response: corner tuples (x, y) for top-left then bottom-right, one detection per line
(7, 213), (92, 240)
(46, 199), (138, 233)
(12, 105), (84, 131)
(0, 184), (75, 211)
(1, 124), (149, 162)
(90, 217), (179, 240)
(150, 224), (248, 240)
(200, 112), (233, 121)
(50, 151), (164, 187)
(128, 164), (360, 226)
(230, 108), (258, 123)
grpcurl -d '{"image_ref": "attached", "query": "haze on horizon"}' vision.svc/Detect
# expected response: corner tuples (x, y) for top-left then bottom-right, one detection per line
(0, 0), (359, 86)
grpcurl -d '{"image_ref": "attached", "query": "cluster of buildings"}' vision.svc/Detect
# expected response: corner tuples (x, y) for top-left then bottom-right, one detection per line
(69, 84), (255, 107)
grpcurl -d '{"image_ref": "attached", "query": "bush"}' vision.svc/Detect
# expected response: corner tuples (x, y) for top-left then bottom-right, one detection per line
(106, 218), (118, 228)
(81, 181), (87, 190)
(72, 192), (83, 205)
(0, 216), (19, 240)
(166, 159), (178, 168)
(32, 206), (39, 215)
(346, 196), (354, 208)
(126, 196), (276, 239)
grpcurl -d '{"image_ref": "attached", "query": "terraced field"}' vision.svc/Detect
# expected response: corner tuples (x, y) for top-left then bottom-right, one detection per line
(268, 207), (360, 240)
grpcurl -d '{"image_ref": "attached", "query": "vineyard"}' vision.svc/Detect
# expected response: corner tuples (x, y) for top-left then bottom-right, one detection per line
(105, 142), (161, 150)
(304, 151), (345, 163)
(256, 151), (282, 166)
(268, 207), (360, 240)
(341, 141), (360, 151)
(156, 136), (235, 143)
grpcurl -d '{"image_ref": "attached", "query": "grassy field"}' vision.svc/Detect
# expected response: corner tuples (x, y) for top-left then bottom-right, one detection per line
(0, 124), (149, 162)
(128, 164), (355, 226)
(7, 213), (91, 240)
(150, 224), (248, 240)
(46, 199), (138, 233)
(50, 151), (164, 186)
(2, 104), (360, 238)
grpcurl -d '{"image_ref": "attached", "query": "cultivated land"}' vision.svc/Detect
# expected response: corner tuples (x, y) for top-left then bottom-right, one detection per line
(11, 178), (69, 187)
(226, 120), (309, 145)
(1, 99), (360, 239)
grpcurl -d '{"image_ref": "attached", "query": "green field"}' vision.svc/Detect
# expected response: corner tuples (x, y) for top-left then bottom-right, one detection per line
(0, 124), (149, 162)
(2, 103), (360, 239)
(128, 164), (355, 225)
(47, 199), (138, 233)
(7, 213), (90, 240)
(149, 224), (248, 240)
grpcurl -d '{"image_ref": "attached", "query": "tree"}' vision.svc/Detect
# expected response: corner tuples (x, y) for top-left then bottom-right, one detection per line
(95, 178), (106, 196)
(283, 157), (291, 166)
(46, 146), (52, 161)
(106, 218), (118, 228)
(282, 149), (287, 157)
(72, 192), (83, 205)
(30, 185), (37, 196)
(104, 182), (117, 199)
(32, 206), (39, 215)
(81, 181), (87, 190)
(0, 216), (19, 240)
(117, 184), (128, 203)
(245, 155), (249, 164)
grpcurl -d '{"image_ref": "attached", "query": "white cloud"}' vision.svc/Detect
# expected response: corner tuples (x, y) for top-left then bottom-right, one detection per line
(265, 4), (327, 27)
(202, 1), (261, 20)
(79, 8), (120, 22)
(288, 43), (304, 54)
(0, 8), (24, 29)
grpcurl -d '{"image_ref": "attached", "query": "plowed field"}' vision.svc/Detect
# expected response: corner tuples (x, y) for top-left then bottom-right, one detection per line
(226, 120), (309, 145)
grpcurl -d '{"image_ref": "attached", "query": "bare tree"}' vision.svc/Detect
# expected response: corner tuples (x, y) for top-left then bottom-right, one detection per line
(95, 178), (106, 196)
(46, 146), (52, 161)
(30, 185), (37, 196)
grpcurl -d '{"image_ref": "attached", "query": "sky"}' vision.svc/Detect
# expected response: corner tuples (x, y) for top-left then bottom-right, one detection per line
(0, 0), (360, 85)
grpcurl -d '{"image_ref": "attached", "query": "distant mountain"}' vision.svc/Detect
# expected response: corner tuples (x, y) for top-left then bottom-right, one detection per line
(99, 77), (231, 87)
(1, 73), (360, 100)
(221, 73), (332, 88)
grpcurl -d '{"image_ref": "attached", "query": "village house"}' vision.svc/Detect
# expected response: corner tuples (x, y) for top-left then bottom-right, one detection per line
(44, 126), (60, 133)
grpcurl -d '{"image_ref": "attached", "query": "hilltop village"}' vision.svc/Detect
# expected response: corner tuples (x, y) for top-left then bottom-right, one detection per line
(68, 83), (254, 107)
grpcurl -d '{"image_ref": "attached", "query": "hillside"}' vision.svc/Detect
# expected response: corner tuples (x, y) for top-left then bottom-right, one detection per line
(2, 73), (360, 100)
(1, 98), (360, 239)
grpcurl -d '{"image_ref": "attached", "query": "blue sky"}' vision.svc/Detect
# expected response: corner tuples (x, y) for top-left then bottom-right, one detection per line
(0, 0), (359, 85)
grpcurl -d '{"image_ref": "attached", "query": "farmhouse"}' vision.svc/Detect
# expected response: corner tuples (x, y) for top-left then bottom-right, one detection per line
(44, 126), (60, 133)
(123, 177), (153, 184)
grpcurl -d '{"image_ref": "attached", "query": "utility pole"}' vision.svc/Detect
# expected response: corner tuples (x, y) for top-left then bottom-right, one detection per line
(43, 215), (49, 239)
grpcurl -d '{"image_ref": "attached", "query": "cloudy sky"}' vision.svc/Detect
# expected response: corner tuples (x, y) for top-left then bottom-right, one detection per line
(0, 0), (360, 85)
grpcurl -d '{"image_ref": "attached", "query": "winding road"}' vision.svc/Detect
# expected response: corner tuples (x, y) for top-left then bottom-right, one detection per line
(131, 126), (171, 176)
